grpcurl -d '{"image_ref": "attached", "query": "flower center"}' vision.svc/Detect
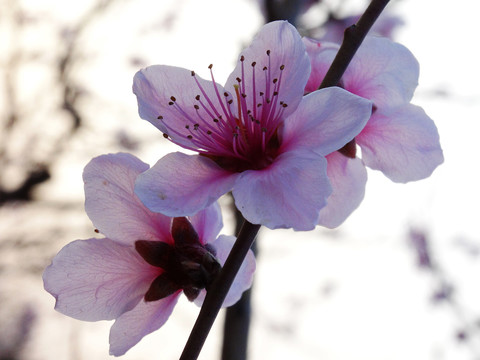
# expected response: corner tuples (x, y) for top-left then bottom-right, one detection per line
(135, 217), (221, 302)
(157, 50), (289, 172)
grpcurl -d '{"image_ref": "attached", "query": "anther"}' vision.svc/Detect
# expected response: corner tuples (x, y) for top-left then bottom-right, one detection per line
(228, 100), (233, 104)
(187, 135), (193, 139)
(191, 71), (195, 76)
(224, 92), (229, 97)
(240, 55), (245, 61)
(207, 130), (212, 135)
(273, 78), (278, 84)
(170, 96), (176, 101)
(266, 50), (271, 55)
(157, 115), (163, 120)
(194, 104), (200, 110)
(236, 77), (241, 83)
(195, 95), (200, 101)
(280, 65), (285, 70)
(168, 101), (174, 106)
(263, 66), (267, 71)
(251, 62), (256, 67)
(163, 133), (169, 139)
(208, 64), (213, 69)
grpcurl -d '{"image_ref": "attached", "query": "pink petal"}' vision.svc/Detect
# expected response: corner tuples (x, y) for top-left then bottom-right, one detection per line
(303, 38), (339, 93)
(281, 87), (372, 156)
(318, 152), (368, 228)
(188, 202), (223, 245)
(133, 65), (228, 149)
(109, 293), (180, 356)
(357, 104), (444, 182)
(233, 150), (331, 230)
(83, 153), (172, 245)
(225, 20), (311, 119)
(342, 36), (419, 108)
(194, 235), (256, 308)
(43, 238), (158, 322)
(135, 152), (239, 217)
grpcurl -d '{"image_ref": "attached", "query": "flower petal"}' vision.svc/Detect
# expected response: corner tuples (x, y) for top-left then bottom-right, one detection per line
(135, 152), (239, 217)
(43, 238), (157, 322)
(303, 37), (339, 93)
(342, 36), (419, 108)
(133, 65), (229, 150)
(109, 293), (180, 356)
(225, 20), (311, 119)
(304, 36), (419, 108)
(188, 202), (223, 245)
(281, 87), (372, 156)
(194, 235), (256, 308)
(357, 104), (444, 182)
(83, 153), (172, 245)
(318, 152), (368, 228)
(233, 150), (331, 230)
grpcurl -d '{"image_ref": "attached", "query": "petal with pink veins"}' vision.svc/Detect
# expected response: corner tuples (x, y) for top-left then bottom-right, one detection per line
(225, 20), (311, 120)
(342, 36), (419, 108)
(189, 202), (223, 245)
(43, 238), (158, 322)
(357, 104), (444, 182)
(233, 150), (331, 231)
(109, 293), (181, 356)
(133, 65), (230, 150)
(194, 235), (256, 308)
(84, 153), (173, 245)
(281, 87), (372, 156)
(318, 152), (368, 228)
(135, 152), (239, 217)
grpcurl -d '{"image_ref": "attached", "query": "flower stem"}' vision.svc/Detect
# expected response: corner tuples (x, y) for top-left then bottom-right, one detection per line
(179, 220), (260, 360)
(319, 0), (391, 89)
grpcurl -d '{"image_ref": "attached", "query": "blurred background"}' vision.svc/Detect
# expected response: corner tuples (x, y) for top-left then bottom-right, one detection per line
(1, 0), (479, 359)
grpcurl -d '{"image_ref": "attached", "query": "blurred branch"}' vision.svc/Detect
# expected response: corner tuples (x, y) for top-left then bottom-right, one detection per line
(0, 0), (119, 204)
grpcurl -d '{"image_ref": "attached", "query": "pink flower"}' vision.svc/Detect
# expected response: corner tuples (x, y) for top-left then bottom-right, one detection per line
(320, 13), (404, 44)
(132, 21), (372, 231)
(303, 36), (444, 227)
(42, 153), (255, 356)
